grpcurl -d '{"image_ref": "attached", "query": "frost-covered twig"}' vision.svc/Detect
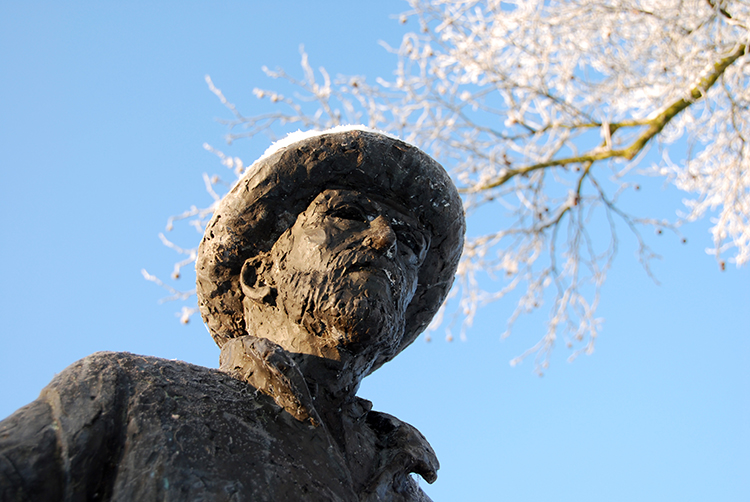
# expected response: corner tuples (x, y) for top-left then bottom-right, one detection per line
(152, 0), (750, 372)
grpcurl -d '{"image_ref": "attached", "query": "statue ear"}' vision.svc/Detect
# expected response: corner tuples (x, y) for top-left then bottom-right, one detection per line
(240, 256), (277, 307)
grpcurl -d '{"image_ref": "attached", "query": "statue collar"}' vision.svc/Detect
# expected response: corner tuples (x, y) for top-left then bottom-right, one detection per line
(219, 334), (322, 426)
(219, 334), (439, 490)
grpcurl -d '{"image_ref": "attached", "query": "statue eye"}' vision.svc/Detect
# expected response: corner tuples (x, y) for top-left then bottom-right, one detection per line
(330, 205), (367, 222)
(401, 234), (421, 255)
(396, 228), (427, 261)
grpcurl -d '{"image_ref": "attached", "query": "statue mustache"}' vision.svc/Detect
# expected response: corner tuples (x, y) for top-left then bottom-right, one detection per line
(341, 254), (404, 290)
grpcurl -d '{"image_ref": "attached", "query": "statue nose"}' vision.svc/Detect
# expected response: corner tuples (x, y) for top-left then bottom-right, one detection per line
(365, 215), (397, 254)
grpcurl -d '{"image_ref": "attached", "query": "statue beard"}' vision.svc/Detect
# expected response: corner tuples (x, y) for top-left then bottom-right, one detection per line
(280, 267), (409, 356)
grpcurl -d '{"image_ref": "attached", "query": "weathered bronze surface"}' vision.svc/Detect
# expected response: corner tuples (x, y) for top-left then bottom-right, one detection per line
(0, 129), (465, 501)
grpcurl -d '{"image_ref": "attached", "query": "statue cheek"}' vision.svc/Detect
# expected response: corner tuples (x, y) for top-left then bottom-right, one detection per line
(284, 227), (337, 272)
(293, 228), (328, 263)
(302, 225), (350, 256)
(303, 227), (327, 246)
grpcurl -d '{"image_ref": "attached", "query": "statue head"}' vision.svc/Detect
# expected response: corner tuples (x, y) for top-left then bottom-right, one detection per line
(196, 128), (464, 375)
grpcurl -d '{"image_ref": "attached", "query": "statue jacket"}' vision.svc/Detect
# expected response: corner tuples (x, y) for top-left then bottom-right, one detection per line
(0, 339), (438, 501)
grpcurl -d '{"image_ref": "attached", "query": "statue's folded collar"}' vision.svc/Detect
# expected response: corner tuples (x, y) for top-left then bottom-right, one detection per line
(219, 334), (439, 492)
(220, 334), (321, 425)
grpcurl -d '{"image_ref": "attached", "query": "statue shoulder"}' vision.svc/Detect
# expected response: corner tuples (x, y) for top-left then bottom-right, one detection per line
(0, 351), (140, 502)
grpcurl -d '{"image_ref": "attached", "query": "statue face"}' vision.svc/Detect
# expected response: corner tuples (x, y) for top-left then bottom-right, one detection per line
(264, 189), (431, 356)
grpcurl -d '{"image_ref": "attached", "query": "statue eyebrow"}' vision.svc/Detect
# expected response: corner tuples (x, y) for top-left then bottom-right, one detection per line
(322, 191), (424, 230)
(324, 193), (376, 211)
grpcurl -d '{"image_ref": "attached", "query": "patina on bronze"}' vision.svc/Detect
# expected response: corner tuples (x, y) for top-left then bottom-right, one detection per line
(0, 128), (465, 501)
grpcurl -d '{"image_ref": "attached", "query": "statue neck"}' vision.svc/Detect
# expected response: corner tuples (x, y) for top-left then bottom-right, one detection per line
(240, 299), (381, 402)
(218, 335), (363, 424)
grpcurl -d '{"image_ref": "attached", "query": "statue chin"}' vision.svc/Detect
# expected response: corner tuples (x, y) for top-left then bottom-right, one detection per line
(309, 288), (404, 356)
(275, 267), (406, 356)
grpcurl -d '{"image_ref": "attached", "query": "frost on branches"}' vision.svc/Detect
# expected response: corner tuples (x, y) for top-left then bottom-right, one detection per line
(147, 0), (750, 372)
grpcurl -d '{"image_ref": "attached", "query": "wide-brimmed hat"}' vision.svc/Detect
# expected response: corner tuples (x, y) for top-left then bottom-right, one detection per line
(196, 127), (465, 369)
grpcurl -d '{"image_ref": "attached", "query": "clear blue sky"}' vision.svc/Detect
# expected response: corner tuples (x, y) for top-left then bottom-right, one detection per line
(1, 2), (748, 500)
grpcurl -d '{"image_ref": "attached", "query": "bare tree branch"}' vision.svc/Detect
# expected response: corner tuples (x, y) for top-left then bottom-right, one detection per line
(152, 0), (750, 371)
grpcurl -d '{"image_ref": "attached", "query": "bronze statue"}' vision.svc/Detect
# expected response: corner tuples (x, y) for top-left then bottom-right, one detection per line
(0, 128), (465, 501)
